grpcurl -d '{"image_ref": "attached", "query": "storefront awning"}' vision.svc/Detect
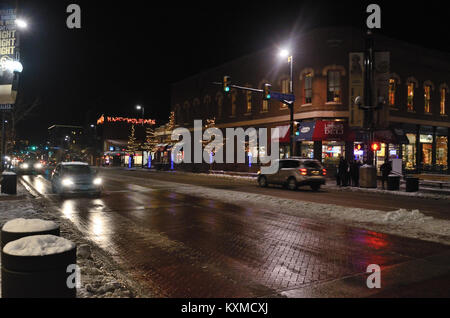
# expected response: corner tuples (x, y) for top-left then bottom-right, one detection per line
(312, 120), (355, 142)
(271, 125), (290, 143)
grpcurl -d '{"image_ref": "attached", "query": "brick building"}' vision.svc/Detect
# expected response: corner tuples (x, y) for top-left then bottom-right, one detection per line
(170, 27), (450, 174)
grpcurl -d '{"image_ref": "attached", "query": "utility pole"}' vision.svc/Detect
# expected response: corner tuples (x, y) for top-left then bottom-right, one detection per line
(288, 55), (295, 158)
(363, 30), (375, 165)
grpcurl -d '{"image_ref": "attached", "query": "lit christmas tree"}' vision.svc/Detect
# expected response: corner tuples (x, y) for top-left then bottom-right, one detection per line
(167, 111), (175, 130)
(143, 125), (157, 152)
(126, 124), (140, 154)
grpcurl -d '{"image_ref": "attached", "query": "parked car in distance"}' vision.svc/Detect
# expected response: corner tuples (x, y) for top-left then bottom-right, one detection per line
(257, 158), (326, 191)
(51, 162), (102, 196)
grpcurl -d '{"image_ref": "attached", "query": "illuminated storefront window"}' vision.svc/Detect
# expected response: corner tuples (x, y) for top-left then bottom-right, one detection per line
(322, 141), (344, 165)
(402, 134), (416, 170)
(436, 136), (448, 170)
(300, 141), (314, 159)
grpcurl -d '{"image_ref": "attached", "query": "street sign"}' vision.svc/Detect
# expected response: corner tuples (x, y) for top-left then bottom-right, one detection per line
(0, 104), (13, 110)
(270, 92), (295, 102)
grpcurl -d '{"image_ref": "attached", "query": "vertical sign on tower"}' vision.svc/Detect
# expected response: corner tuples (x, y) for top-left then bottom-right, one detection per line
(0, 6), (18, 105)
(349, 52), (364, 128)
(374, 51), (390, 128)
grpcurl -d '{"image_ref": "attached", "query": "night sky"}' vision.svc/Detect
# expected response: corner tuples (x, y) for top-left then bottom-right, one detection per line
(14, 0), (450, 143)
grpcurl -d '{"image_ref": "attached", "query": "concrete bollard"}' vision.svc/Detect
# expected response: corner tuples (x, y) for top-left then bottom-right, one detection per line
(1, 218), (60, 249)
(1, 235), (77, 298)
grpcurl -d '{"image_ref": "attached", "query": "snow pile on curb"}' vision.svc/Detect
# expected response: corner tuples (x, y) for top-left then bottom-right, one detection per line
(0, 199), (141, 298)
(383, 209), (433, 223)
(3, 235), (75, 256)
(2, 218), (58, 233)
(330, 184), (450, 200)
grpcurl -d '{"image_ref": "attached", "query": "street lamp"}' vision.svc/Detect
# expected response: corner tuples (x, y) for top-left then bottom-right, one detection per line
(15, 19), (28, 29)
(279, 48), (295, 158)
(136, 105), (144, 124)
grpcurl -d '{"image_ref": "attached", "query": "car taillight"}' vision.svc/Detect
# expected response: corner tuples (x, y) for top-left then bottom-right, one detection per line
(322, 169), (327, 176)
(299, 168), (307, 176)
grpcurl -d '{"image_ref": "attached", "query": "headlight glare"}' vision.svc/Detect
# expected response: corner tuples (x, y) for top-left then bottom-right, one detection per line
(93, 177), (102, 185)
(62, 178), (74, 186)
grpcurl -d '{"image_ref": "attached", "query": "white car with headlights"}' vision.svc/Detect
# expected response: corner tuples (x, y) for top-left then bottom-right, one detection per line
(51, 162), (102, 196)
(18, 159), (44, 174)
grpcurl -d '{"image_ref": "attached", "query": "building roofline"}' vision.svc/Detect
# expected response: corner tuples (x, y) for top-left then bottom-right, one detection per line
(48, 125), (84, 130)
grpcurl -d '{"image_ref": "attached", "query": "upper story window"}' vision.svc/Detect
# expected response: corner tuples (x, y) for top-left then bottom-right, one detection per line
(424, 85), (431, 113)
(230, 90), (237, 117)
(304, 73), (312, 104)
(388, 78), (397, 106)
(441, 87), (447, 115)
(327, 70), (341, 103)
(281, 78), (290, 94)
(407, 83), (414, 111)
(246, 90), (252, 113)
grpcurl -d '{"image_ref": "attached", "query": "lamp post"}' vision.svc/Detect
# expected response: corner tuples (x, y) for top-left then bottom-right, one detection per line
(135, 105), (145, 167)
(279, 49), (295, 158)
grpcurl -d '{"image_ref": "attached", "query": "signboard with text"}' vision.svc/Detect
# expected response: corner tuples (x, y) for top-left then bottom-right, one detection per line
(0, 7), (18, 104)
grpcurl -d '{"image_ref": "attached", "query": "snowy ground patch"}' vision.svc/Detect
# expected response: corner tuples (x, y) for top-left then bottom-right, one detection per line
(111, 174), (450, 246)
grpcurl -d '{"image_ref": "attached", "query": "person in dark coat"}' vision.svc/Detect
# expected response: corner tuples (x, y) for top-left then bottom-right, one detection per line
(352, 160), (362, 187)
(338, 156), (348, 187)
(380, 158), (392, 189)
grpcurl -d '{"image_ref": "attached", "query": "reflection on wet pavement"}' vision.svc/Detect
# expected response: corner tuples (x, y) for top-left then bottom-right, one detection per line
(19, 174), (450, 297)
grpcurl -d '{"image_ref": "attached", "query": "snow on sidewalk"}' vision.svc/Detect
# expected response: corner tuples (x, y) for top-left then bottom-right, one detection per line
(113, 174), (450, 246)
(0, 198), (140, 298)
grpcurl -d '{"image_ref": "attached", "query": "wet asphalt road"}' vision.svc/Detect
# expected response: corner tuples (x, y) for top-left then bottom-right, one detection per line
(18, 170), (450, 297)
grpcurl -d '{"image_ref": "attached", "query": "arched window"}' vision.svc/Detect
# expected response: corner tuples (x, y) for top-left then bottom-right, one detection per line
(230, 89), (237, 117)
(245, 84), (252, 113)
(215, 92), (223, 119)
(327, 71), (341, 103)
(175, 104), (182, 125)
(203, 95), (211, 116)
(388, 74), (401, 107)
(440, 83), (448, 115)
(183, 101), (191, 123)
(406, 77), (418, 111)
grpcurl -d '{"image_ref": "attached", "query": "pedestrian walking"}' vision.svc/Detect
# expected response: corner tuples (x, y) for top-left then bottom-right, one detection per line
(350, 160), (361, 187)
(380, 158), (392, 189)
(338, 156), (348, 187)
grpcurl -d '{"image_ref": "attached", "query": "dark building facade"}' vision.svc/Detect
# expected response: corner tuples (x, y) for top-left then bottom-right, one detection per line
(170, 27), (450, 174)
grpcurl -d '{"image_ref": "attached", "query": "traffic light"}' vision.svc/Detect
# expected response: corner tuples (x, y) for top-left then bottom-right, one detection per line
(223, 76), (231, 93)
(371, 142), (381, 152)
(263, 83), (271, 100)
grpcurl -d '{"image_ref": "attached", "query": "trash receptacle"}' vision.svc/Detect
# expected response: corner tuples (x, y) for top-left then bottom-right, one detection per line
(1, 171), (17, 195)
(387, 174), (401, 191)
(359, 165), (377, 188)
(1, 235), (77, 298)
(405, 177), (419, 192)
(1, 218), (60, 249)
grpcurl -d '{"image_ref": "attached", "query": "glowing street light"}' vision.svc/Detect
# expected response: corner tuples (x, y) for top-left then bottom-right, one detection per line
(15, 19), (27, 29)
(279, 49), (290, 59)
